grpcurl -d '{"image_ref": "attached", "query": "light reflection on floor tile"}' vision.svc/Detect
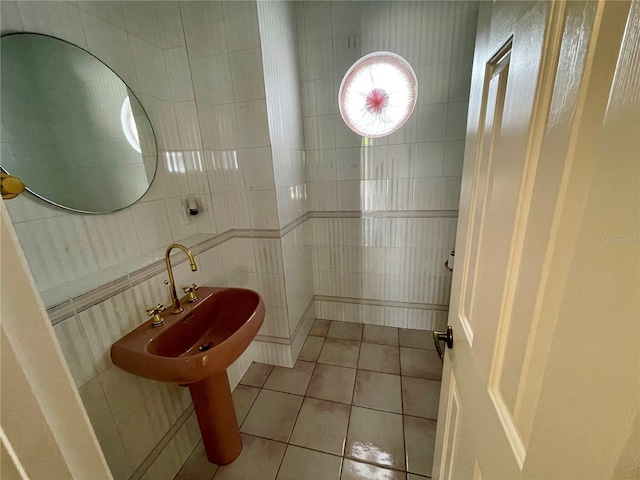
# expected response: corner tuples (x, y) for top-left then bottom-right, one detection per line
(345, 406), (406, 470)
(173, 326), (442, 480)
(341, 459), (405, 480)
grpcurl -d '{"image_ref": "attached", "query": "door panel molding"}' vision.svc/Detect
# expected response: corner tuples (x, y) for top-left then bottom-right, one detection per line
(438, 373), (462, 480)
(485, 2), (572, 464)
(458, 40), (511, 347)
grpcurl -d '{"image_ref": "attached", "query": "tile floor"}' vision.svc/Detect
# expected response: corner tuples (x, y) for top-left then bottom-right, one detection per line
(175, 321), (442, 480)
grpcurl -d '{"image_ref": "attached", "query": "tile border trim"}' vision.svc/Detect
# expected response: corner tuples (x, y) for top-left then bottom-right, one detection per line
(314, 295), (450, 311)
(253, 297), (317, 346)
(306, 209), (459, 219)
(130, 404), (195, 480)
(47, 209), (458, 324)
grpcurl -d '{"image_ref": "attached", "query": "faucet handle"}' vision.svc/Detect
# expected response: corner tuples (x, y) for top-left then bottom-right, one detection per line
(182, 283), (199, 303)
(146, 303), (166, 327)
(146, 303), (165, 315)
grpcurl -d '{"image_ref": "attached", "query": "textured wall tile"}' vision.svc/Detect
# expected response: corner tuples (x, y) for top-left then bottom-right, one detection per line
(79, 377), (117, 443)
(222, 1), (260, 52)
(140, 439), (183, 480)
(180, 1), (227, 57)
(99, 366), (158, 425)
(118, 390), (171, 470)
(77, 288), (145, 374)
(53, 315), (97, 388)
(197, 246), (227, 286)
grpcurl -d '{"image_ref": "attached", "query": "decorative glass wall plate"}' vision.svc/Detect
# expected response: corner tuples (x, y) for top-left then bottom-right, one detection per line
(338, 51), (418, 138)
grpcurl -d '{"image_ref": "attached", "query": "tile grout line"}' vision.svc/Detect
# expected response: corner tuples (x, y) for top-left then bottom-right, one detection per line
(237, 379), (262, 430)
(232, 427), (419, 477)
(340, 328), (362, 476)
(255, 339), (441, 396)
(272, 357), (321, 479)
(232, 325), (441, 477)
(309, 334), (441, 382)
(401, 369), (408, 475)
(132, 405), (195, 480)
(256, 368), (441, 415)
(398, 324), (410, 475)
(47, 204), (457, 324)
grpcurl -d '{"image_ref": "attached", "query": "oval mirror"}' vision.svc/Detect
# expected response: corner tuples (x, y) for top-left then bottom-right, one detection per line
(0, 33), (157, 213)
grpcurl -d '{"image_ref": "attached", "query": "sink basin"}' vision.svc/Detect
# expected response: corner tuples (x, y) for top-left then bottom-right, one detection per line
(111, 287), (265, 384)
(111, 286), (265, 465)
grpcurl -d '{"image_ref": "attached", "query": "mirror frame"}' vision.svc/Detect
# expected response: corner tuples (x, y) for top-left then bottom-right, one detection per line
(0, 32), (159, 215)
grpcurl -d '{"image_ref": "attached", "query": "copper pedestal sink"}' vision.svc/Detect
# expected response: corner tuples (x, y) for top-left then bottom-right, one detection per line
(111, 287), (265, 465)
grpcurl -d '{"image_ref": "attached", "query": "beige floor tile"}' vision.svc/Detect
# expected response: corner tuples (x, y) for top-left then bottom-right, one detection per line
(353, 371), (402, 414)
(231, 385), (260, 425)
(310, 319), (331, 336)
(400, 348), (442, 380)
(358, 342), (400, 374)
(213, 434), (286, 480)
(239, 363), (274, 388)
(263, 361), (315, 395)
(404, 416), (437, 476)
(318, 338), (361, 368)
(407, 475), (429, 480)
(290, 397), (351, 455)
(327, 321), (364, 341)
(341, 459), (405, 480)
(298, 336), (325, 362)
(362, 325), (399, 346)
(240, 389), (303, 442)
(277, 445), (342, 480)
(174, 441), (217, 480)
(399, 329), (436, 350)
(307, 364), (357, 404)
(402, 377), (440, 419)
(345, 406), (405, 470)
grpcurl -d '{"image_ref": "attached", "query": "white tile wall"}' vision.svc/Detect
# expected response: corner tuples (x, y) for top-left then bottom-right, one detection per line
(310, 215), (455, 322)
(255, 1), (315, 351)
(247, 190), (279, 229)
(297, 1), (477, 323)
(179, 2), (227, 57)
(129, 34), (172, 100)
(316, 300), (448, 331)
(282, 221), (314, 336)
(257, 1), (307, 229)
(229, 47), (266, 102)
(243, 147), (276, 191)
(298, 0), (478, 215)
(222, 1), (261, 53)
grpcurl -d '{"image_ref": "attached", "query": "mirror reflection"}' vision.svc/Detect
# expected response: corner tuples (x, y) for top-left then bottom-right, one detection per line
(0, 33), (157, 213)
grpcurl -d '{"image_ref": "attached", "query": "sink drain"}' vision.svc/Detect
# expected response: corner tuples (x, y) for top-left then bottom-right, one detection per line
(198, 342), (213, 352)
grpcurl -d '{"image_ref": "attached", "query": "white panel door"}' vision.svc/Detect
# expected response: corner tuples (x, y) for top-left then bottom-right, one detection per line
(433, 1), (640, 478)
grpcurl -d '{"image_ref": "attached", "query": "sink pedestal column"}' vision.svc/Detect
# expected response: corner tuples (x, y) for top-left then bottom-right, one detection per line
(189, 371), (242, 465)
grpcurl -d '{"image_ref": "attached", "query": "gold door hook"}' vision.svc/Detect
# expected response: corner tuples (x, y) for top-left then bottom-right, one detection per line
(1, 173), (26, 200)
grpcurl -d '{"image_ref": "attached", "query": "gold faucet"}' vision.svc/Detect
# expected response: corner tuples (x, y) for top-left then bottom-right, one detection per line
(165, 243), (198, 314)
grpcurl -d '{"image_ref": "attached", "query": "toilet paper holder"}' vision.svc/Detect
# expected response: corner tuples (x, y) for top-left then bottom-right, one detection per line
(445, 251), (455, 271)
